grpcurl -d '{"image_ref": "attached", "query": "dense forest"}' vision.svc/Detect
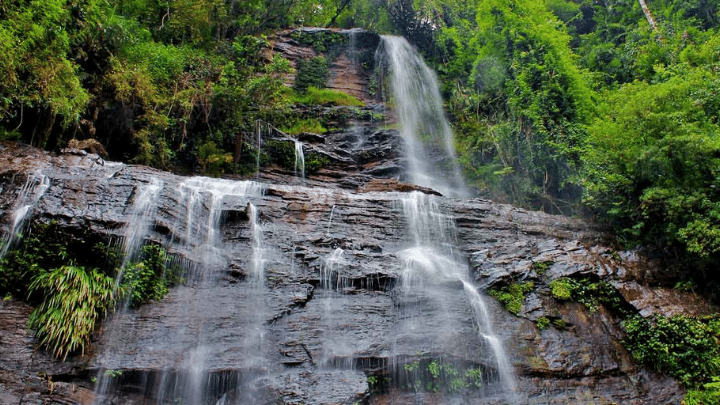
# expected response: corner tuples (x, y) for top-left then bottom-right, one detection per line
(2, 0), (719, 275)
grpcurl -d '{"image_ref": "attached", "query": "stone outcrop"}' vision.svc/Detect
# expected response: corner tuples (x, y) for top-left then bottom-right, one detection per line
(0, 28), (708, 405)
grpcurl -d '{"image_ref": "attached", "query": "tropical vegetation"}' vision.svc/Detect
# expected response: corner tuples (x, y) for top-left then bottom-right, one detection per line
(1, 0), (720, 396)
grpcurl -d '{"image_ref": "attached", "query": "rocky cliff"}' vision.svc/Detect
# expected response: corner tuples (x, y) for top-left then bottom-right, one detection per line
(0, 28), (711, 405)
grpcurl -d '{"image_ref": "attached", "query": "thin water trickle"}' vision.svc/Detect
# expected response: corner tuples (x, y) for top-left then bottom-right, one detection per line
(249, 203), (266, 284)
(326, 205), (336, 235)
(294, 140), (305, 180)
(378, 36), (468, 198)
(120, 178), (164, 267)
(0, 171), (49, 259)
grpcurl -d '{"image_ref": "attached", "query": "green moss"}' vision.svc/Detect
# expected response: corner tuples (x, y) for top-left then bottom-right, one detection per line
(549, 278), (574, 300)
(489, 281), (534, 315)
(532, 260), (553, 276)
(536, 316), (551, 330)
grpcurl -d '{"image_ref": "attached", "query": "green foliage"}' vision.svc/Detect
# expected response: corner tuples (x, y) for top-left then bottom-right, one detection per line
(549, 277), (627, 314)
(294, 57), (330, 93)
(120, 244), (183, 308)
(489, 281), (534, 315)
(290, 30), (347, 53)
(552, 318), (567, 329)
(623, 314), (720, 387)
(549, 278), (574, 300)
(305, 151), (330, 173)
(280, 119), (327, 136)
(289, 87), (364, 107)
(582, 68), (720, 263)
(536, 316), (551, 330)
(532, 260), (553, 276)
(263, 139), (293, 169)
(438, 0), (592, 213)
(685, 377), (720, 405)
(198, 141), (234, 176)
(27, 264), (117, 359)
(401, 358), (482, 394)
(0, 221), (115, 300)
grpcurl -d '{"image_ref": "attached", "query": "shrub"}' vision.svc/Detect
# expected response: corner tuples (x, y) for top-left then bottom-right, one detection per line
(121, 244), (183, 308)
(623, 314), (720, 387)
(28, 265), (117, 359)
(294, 56), (329, 92)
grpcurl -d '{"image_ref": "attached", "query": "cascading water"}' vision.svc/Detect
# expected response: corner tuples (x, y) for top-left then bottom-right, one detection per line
(396, 191), (518, 402)
(379, 36), (516, 400)
(294, 140), (305, 180)
(120, 177), (164, 266)
(377, 36), (468, 198)
(89, 30), (519, 404)
(94, 177), (266, 405)
(0, 171), (49, 259)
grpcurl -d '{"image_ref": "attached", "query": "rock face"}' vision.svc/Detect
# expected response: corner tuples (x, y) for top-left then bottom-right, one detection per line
(0, 28), (703, 405)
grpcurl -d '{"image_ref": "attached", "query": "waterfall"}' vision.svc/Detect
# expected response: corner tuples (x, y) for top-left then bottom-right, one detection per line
(95, 177), (265, 405)
(378, 36), (468, 198)
(397, 191), (517, 401)
(326, 205), (336, 235)
(120, 177), (164, 267)
(294, 140), (305, 180)
(249, 203), (266, 284)
(0, 171), (49, 259)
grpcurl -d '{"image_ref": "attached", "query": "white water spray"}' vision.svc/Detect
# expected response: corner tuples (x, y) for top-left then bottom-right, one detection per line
(0, 171), (49, 259)
(294, 140), (305, 180)
(121, 177), (164, 266)
(398, 191), (517, 401)
(378, 36), (467, 198)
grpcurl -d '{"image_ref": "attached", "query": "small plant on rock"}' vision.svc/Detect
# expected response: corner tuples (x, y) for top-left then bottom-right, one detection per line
(489, 281), (534, 315)
(28, 264), (118, 359)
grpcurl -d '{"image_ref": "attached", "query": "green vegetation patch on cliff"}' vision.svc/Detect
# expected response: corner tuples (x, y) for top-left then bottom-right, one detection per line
(623, 314), (720, 388)
(0, 220), (181, 358)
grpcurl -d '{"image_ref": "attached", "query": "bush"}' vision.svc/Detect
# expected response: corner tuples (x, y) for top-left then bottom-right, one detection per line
(28, 265), (117, 359)
(623, 314), (720, 387)
(121, 244), (183, 308)
(294, 56), (329, 93)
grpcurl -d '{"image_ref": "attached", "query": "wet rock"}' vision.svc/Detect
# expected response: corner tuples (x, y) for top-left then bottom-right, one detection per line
(614, 281), (717, 317)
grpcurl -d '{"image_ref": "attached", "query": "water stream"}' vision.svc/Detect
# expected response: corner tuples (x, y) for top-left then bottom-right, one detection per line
(95, 177), (265, 404)
(0, 171), (49, 259)
(294, 140), (305, 180)
(377, 36), (468, 199)
(397, 192), (517, 401)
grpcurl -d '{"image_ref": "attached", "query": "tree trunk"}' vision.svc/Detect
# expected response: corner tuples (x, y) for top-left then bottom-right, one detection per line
(638, 0), (658, 31)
